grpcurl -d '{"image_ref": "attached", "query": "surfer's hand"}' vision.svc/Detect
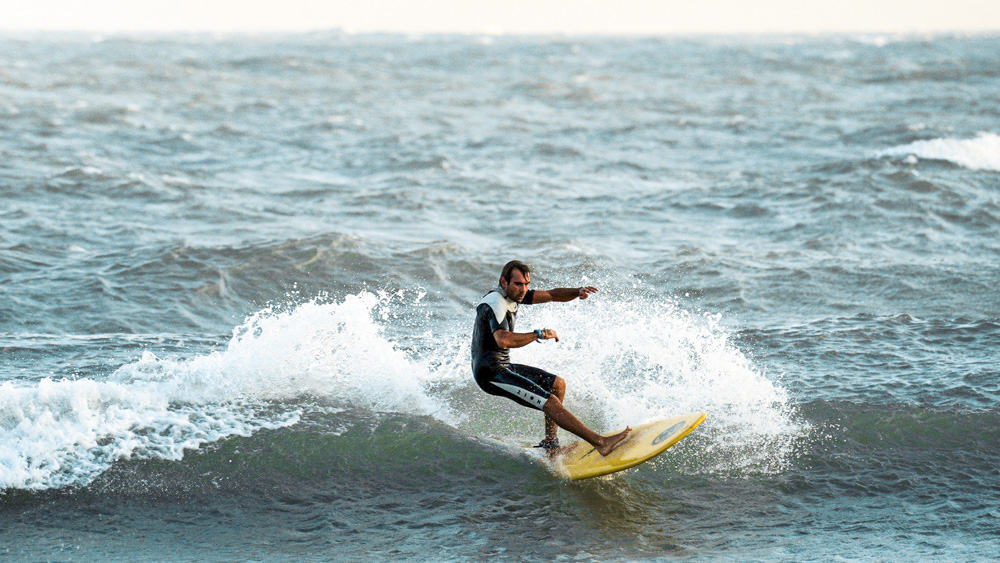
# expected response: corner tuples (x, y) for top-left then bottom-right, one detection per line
(540, 328), (560, 342)
(577, 286), (598, 299)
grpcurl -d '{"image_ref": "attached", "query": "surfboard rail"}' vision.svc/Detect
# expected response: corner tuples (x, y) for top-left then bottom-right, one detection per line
(551, 412), (706, 480)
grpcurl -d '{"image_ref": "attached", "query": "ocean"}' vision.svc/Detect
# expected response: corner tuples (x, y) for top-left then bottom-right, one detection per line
(1, 31), (998, 560)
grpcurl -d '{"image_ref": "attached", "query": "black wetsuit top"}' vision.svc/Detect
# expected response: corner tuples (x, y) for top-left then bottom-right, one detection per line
(471, 287), (534, 369)
(470, 287), (556, 411)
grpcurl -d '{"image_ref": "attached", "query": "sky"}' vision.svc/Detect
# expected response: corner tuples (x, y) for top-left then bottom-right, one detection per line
(2, 0), (999, 34)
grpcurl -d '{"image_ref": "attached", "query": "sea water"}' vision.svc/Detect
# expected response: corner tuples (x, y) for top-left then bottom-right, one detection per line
(1, 32), (998, 560)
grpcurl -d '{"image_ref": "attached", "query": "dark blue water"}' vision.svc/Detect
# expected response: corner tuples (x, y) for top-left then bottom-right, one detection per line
(2, 32), (998, 560)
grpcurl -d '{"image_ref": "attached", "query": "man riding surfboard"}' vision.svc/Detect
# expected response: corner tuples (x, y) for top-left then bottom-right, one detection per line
(471, 260), (630, 456)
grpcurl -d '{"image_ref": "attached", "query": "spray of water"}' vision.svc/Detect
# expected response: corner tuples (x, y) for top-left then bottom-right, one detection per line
(505, 287), (806, 474)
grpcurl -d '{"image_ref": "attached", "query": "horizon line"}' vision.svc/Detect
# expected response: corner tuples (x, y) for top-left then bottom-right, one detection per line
(3, 27), (999, 38)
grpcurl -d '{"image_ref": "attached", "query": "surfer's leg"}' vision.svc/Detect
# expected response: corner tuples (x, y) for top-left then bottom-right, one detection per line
(504, 364), (561, 443)
(545, 377), (566, 442)
(542, 395), (631, 456)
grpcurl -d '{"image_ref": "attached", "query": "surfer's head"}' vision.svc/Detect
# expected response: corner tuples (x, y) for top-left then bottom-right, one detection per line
(500, 260), (532, 302)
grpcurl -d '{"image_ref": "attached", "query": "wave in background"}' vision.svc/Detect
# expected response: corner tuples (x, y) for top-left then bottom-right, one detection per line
(879, 132), (1000, 171)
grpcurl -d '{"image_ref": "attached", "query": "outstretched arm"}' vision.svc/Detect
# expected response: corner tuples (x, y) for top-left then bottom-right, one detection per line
(530, 286), (598, 304)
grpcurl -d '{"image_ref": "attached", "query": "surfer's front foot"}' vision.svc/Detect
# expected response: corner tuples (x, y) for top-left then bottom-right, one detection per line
(596, 427), (631, 456)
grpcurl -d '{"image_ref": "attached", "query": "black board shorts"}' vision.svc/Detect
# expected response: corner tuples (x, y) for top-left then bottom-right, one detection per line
(473, 363), (557, 411)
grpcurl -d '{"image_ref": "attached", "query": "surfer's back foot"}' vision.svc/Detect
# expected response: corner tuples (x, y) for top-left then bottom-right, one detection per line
(596, 427), (631, 456)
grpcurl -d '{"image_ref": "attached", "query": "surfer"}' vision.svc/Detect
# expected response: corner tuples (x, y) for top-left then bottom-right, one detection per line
(471, 260), (631, 456)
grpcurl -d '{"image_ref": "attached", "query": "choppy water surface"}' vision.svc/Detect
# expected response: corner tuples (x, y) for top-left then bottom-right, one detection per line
(2, 32), (998, 560)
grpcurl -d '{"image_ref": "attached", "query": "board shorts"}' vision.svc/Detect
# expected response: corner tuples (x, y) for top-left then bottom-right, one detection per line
(473, 363), (557, 411)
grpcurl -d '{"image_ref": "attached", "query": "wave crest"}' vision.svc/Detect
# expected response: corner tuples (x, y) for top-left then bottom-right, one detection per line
(880, 132), (1000, 172)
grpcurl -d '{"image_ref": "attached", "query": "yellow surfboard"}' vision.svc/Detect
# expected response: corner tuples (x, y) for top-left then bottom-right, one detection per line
(548, 412), (706, 480)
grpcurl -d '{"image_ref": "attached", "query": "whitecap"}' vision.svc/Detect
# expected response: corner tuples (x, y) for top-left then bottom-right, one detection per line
(0, 291), (454, 491)
(879, 132), (1000, 172)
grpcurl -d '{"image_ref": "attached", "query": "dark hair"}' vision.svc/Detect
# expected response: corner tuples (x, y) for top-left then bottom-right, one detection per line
(500, 260), (532, 283)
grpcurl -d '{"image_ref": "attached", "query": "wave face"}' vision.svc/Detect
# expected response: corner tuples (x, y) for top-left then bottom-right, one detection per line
(2, 33), (999, 560)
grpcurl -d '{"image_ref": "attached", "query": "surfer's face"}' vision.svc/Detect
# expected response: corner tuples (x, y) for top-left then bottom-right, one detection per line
(501, 269), (530, 302)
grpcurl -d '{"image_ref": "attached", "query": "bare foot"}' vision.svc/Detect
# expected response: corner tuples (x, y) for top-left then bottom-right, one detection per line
(596, 427), (632, 456)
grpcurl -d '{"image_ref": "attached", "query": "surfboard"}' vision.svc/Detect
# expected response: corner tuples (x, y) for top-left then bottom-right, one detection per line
(542, 412), (706, 480)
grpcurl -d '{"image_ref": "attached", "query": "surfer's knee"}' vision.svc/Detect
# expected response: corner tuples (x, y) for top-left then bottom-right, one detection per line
(551, 377), (566, 398)
(542, 394), (563, 413)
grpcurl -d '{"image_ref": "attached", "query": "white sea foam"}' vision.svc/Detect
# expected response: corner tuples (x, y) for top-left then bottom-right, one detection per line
(880, 132), (1000, 171)
(0, 376), (294, 491)
(0, 292), (452, 491)
(126, 292), (452, 416)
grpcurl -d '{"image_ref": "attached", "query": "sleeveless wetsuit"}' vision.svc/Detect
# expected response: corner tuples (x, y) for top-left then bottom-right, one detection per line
(471, 286), (557, 410)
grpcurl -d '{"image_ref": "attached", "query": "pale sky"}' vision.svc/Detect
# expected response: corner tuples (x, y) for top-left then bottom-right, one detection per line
(3, 0), (999, 34)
